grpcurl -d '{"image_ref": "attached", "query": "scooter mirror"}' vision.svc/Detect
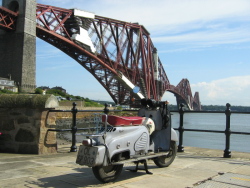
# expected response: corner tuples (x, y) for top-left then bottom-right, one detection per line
(141, 98), (148, 107)
(147, 99), (164, 108)
(147, 99), (158, 108)
(132, 86), (140, 94)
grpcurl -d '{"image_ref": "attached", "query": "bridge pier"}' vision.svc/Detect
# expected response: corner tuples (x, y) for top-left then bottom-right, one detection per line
(0, 0), (36, 93)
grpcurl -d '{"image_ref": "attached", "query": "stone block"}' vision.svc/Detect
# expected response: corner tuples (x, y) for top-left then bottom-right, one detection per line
(17, 117), (30, 124)
(38, 143), (57, 154)
(45, 131), (57, 145)
(25, 109), (35, 116)
(46, 115), (57, 126)
(9, 111), (22, 116)
(0, 119), (15, 131)
(0, 133), (12, 141)
(15, 128), (35, 142)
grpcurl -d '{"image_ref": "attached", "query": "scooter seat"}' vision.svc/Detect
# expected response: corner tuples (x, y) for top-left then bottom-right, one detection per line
(102, 115), (144, 126)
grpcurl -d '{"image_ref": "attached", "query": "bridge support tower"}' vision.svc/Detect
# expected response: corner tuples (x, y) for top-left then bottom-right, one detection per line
(0, 0), (36, 92)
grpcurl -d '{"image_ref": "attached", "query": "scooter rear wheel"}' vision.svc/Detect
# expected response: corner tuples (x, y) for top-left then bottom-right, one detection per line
(92, 164), (123, 183)
(153, 141), (177, 168)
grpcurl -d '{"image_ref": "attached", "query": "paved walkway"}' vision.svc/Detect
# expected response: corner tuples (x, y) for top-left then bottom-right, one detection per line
(0, 145), (249, 188)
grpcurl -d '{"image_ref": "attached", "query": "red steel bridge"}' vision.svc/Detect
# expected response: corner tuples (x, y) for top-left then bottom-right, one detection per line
(0, 3), (201, 110)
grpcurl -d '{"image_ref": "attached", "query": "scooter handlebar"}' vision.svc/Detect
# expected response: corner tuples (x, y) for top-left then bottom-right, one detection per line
(141, 99), (168, 109)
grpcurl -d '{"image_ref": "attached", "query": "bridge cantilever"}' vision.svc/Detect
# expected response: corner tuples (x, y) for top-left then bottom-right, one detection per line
(0, 3), (201, 110)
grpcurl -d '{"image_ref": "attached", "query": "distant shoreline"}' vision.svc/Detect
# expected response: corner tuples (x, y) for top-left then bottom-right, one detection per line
(168, 104), (250, 112)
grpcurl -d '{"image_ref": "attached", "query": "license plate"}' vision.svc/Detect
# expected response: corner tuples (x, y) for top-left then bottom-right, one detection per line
(76, 145), (98, 167)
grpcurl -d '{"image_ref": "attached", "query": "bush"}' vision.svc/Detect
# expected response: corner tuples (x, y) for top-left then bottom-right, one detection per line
(84, 101), (104, 107)
(33, 88), (105, 107)
(116, 106), (123, 110)
(75, 96), (83, 100)
(0, 89), (16, 94)
(85, 98), (91, 102)
(34, 88), (43, 94)
(46, 89), (66, 97)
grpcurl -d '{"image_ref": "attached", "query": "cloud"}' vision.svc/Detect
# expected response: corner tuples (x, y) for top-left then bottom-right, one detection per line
(36, 49), (62, 59)
(35, 0), (250, 51)
(154, 27), (250, 53)
(89, 0), (250, 26)
(153, 27), (250, 44)
(32, 0), (250, 106)
(191, 75), (250, 106)
(163, 75), (250, 106)
(37, 0), (250, 27)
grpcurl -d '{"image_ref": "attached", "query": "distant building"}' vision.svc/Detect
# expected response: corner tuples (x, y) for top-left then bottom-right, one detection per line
(51, 86), (66, 93)
(37, 86), (50, 90)
(0, 77), (18, 92)
(37, 86), (66, 94)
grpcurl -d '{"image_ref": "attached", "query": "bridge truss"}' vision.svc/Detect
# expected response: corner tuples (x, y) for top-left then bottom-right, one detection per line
(0, 3), (201, 110)
(0, 5), (17, 31)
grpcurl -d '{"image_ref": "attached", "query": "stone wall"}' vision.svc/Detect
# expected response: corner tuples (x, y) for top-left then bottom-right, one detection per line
(0, 94), (59, 154)
(0, 95), (119, 154)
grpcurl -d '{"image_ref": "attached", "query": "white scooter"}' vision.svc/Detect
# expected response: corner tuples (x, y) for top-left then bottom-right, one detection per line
(76, 98), (178, 183)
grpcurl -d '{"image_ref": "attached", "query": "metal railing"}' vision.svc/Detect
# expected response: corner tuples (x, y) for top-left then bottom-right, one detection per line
(48, 103), (119, 152)
(174, 103), (250, 158)
(48, 102), (250, 157)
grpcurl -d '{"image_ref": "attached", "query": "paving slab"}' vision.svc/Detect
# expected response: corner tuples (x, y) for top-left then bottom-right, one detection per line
(0, 146), (249, 188)
(195, 173), (250, 188)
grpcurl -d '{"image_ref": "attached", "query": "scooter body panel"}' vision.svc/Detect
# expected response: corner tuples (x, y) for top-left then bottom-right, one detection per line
(97, 126), (150, 159)
(151, 127), (171, 151)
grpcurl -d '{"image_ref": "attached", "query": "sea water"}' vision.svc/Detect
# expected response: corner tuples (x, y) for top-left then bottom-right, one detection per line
(171, 112), (250, 153)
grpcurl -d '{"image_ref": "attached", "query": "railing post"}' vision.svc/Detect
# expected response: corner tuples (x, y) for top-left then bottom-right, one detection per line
(177, 103), (185, 152)
(224, 103), (231, 158)
(104, 103), (109, 114)
(70, 102), (78, 152)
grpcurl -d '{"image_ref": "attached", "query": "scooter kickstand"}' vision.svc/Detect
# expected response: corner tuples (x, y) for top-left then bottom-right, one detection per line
(143, 160), (153, 174)
(129, 162), (139, 173)
(128, 160), (153, 175)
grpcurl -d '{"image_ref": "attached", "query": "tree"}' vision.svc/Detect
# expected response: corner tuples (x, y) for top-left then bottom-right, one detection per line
(34, 88), (43, 94)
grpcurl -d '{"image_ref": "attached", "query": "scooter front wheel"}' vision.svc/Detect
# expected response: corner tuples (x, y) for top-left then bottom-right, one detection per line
(153, 141), (177, 168)
(92, 164), (123, 183)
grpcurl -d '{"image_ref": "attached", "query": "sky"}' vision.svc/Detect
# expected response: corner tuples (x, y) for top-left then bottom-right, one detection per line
(2, 0), (250, 106)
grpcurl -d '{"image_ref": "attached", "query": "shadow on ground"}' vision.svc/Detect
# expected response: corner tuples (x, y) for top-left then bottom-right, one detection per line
(26, 164), (149, 187)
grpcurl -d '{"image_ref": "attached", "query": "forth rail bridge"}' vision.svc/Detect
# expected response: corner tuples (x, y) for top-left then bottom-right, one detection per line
(0, 0), (201, 110)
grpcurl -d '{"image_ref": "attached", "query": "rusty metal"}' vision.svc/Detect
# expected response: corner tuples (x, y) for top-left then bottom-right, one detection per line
(193, 92), (201, 110)
(0, 6), (18, 31)
(0, 3), (201, 110)
(36, 4), (72, 40)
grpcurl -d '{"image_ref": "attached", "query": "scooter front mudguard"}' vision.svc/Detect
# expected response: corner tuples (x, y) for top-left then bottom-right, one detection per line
(76, 145), (107, 167)
(171, 128), (178, 142)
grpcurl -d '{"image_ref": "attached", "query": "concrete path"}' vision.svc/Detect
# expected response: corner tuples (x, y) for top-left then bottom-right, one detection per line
(0, 145), (249, 188)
